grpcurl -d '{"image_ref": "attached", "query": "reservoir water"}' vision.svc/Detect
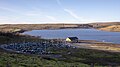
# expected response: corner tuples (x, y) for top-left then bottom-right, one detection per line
(23, 29), (120, 44)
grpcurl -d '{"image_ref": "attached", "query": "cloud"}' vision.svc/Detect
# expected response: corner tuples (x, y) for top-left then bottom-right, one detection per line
(56, 0), (80, 19)
(24, 8), (43, 16)
(0, 21), (35, 24)
(56, 0), (62, 8)
(46, 16), (57, 21)
(0, 6), (41, 16)
(25, 13), (39, 16)
(56, 0), (82, 21)
(0, 16), (8, 21)
(64, 9), (80, 20)
(0, 6), (18, 13)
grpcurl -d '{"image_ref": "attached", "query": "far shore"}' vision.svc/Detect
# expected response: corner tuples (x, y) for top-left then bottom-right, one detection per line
(0, 22), (120, 33)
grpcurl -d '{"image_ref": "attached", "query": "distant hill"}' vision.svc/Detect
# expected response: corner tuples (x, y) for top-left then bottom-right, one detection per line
(98, 25), (120, 32)
(0, 24), (93, 33)
(89, 22), (120, 28)
(89, 22), (120, 32)
(0, 22), (120, 33)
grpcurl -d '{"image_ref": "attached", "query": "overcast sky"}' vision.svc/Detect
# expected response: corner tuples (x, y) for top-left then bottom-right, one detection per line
(0, 0), (120, 24)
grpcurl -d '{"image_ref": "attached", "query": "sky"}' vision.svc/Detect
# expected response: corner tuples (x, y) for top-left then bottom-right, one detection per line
(0, 0), (120, 24)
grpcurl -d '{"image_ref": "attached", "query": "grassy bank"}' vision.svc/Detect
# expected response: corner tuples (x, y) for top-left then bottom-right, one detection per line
(0, 52), (90, 67)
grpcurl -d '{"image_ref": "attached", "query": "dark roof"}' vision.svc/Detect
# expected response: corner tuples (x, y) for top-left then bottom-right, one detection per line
(67, 37), (78, 40)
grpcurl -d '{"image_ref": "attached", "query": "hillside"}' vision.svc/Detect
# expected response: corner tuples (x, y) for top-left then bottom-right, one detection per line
(0, 22), (120, 33)
(0, 24), (93, 33)
(89, 22), (120, 28)
(98, 25), (120, 32)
